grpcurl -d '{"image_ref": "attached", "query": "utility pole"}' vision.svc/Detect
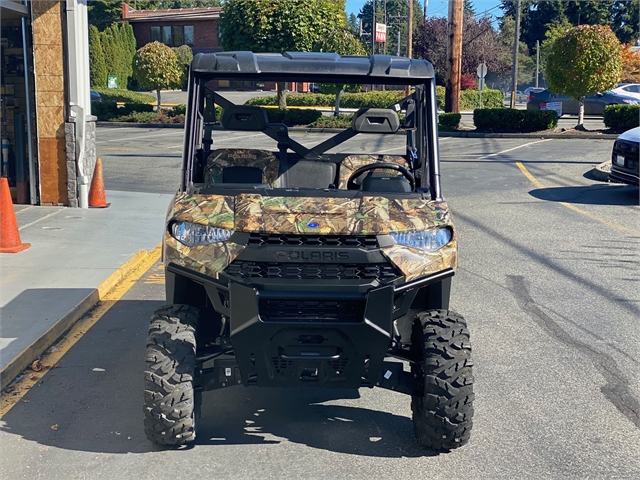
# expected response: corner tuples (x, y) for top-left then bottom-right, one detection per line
(445, 0), (463, 113)
(372, 0), (376, 54)
(424, 0), (428, 22)
(405, 0), (414, 96)
(535, 39), (539, 88)
(510, 0), (521, 109)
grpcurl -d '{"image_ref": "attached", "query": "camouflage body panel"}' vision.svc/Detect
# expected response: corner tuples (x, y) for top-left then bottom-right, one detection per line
(381, 239), (458, 282)
(338, 155), (408, 189)
(204, 149), (280, 187)
(164, 234), (245, 279)
(167, 192), (456, 280)
(235, 194), (453, 235)
(172, 193), (235, 230)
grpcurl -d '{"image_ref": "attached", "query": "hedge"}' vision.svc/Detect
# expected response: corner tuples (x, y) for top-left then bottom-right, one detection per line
(435, 86), (504, 110)
(92, 101), (155, 121)
(93, 88), (155, 103)
(439, 113), (461, 129)
(264, 108), (323, 126)
(603, 104), (640, 130)
(247, 91), (405, 109)
(473, 108), (558, 132)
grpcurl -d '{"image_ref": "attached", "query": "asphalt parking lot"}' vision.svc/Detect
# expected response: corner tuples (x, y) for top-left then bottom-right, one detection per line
(1, 127), (638, 479)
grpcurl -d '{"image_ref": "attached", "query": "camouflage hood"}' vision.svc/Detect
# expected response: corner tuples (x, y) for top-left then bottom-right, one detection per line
(171, 192), (453, 234)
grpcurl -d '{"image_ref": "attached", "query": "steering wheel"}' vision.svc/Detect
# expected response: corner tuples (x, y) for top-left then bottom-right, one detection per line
(346, 163), (415, 191)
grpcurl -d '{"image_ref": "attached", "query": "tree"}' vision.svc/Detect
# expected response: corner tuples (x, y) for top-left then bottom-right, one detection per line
(496, 16), (535, 88)
(220, 0), (348, 108)
(133, 41), (183, 108)
(539, 18), (572, 72)
(173, 45), (194, 88)
(314, 29), (367, 115)
(546, 25), (622, 126)
(89, 25), (107, 88)
(620, 43), (640, 83)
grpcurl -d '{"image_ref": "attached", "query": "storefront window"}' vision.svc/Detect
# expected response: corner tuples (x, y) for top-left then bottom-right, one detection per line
(162, 26), (172, 45)
(153, 25), (194, 47)
(172, 26), (183, 46)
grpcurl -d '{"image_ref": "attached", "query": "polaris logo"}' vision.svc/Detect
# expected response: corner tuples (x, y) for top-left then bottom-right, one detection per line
(276, 251), (350, 261)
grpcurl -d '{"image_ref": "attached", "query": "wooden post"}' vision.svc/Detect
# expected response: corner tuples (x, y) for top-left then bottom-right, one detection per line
(510, 0), (521, 109)
(445, 0), (463, 113)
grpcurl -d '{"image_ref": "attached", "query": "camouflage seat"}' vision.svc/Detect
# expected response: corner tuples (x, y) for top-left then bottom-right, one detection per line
(337, 155), (408, 189)
(204, 149), (280, 187)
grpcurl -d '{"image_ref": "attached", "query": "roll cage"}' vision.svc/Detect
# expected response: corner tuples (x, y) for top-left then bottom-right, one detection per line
(181, 52), (443, 200)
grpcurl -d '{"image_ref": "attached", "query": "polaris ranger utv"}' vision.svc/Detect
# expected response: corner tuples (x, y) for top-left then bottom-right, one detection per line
(144, 52), (474, 452)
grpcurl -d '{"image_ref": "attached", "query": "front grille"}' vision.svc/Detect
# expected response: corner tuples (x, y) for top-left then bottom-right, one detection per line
(613, 140), (640, 170)
(259, 298), (365, 322)
(248, 233), (377, 248)
(225, 261), (399, 282)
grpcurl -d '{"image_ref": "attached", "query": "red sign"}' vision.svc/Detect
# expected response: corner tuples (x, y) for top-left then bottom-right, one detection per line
(375, 23), (387, 43)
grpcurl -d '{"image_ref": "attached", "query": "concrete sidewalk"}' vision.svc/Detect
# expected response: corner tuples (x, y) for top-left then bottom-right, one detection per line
(0, 190), (173, 390)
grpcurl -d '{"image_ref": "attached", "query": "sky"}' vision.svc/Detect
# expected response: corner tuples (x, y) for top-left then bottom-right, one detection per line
(345, 0), (505, 21)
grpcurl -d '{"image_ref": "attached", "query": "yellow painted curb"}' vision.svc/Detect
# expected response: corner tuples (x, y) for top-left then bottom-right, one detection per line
(0, 245), (161, 392)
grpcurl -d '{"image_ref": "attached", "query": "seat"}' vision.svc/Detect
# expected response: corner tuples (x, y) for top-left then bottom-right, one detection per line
(361, 175), (412, 192)
(204, 149), (280, 187)
(281, 161), (336, 189)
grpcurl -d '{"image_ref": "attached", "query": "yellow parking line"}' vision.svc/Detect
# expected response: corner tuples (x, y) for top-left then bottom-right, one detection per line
(515, 161), (639, 237)
(0, 245), (162, 418)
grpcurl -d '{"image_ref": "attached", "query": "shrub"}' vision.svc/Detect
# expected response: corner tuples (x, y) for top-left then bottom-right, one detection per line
(93, 101), (154, 121)
(93, 88), (155, 103)
(603, 104), (640, 130)
(473, 108), (558, 132)
(435, 85), (504, 110)
(109, 110), (185, 124)
(309, 114), (354, 128)
(265, 108), (323, 126)
(439, 113), (461, 129)
(247, 90), (406, 109)
(460, 74), (477, 90)
(172, 104), (187, 116)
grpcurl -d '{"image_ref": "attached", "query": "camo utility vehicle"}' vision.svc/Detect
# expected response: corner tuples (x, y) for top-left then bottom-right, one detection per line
(144, 52), (474, 451)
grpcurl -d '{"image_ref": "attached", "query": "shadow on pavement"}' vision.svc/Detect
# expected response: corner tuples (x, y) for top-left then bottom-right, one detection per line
(528, 184), (639, 206)
(0, 297), (430, 458)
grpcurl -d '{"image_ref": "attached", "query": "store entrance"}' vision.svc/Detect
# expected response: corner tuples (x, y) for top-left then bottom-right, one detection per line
(1, 2), (37, 205)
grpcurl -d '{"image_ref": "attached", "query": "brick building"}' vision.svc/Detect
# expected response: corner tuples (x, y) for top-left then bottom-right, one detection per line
(122, 3), (223, 54)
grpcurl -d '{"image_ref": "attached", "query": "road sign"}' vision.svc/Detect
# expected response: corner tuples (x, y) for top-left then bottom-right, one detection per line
(107, 75), (118, 89)
(477, 63), (487, 79)
(375, 23), (387, 43)
(541, 101), (562, 117)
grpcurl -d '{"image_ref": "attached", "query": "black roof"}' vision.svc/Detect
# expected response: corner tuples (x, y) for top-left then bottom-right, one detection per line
(190, 51), (435, 84)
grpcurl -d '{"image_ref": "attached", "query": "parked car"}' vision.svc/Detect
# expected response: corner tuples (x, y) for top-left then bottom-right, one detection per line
(90, 91), (102, 102)
(524, 87), (545, 95)
(309, 83), (322, 93)
(609, 83), (640, 102)
(526, 89), (639, 115)
(609, 126), (640, 186)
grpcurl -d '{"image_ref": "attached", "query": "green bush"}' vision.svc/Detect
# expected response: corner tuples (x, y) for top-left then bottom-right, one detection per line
(435, 85), (504, 110)
(93, 100), (155, 121)
(247, 90), (406, 109)
(473, 108), (558, 132)
(93, 88), (155, 103)
(264, 108), (322, 126)
(439, 113), (461, 129)
(172, 104), (187, 116)
(309, 114), (355, 128)
(603, 104), (640, 130)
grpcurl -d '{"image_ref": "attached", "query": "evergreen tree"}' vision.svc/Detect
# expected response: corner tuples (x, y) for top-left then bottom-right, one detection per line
(89, 25), (107, 88)
(357, 0), (422, 56)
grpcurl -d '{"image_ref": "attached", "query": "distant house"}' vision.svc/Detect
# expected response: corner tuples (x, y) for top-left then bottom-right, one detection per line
(121, 3), (314, 93)
(122, 3), (222, 54)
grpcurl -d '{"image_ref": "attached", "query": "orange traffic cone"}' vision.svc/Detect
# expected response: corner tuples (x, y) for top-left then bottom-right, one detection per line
(88, 158), (109, 208)
(0, 177), (30, 253)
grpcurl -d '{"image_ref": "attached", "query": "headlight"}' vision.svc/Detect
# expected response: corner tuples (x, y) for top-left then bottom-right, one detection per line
(171, 221), (234, 247)
(390, 227), (452, 252)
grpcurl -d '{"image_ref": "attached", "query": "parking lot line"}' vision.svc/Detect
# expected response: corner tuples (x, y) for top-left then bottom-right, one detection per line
(516, 161), (639, 237)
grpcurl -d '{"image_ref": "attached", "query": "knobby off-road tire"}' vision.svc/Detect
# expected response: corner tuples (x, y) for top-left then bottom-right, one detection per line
(410, 309), (474, 451)
(144, 305), (201, 445)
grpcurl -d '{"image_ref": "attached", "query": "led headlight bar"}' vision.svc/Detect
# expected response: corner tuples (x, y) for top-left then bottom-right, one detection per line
(390, 227), (452, 252)
(171, 221), (234, 247)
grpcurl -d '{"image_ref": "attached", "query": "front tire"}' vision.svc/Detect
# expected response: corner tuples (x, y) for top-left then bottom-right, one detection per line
(410, 309), (474, 451)
(143, 305), (200, 445)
